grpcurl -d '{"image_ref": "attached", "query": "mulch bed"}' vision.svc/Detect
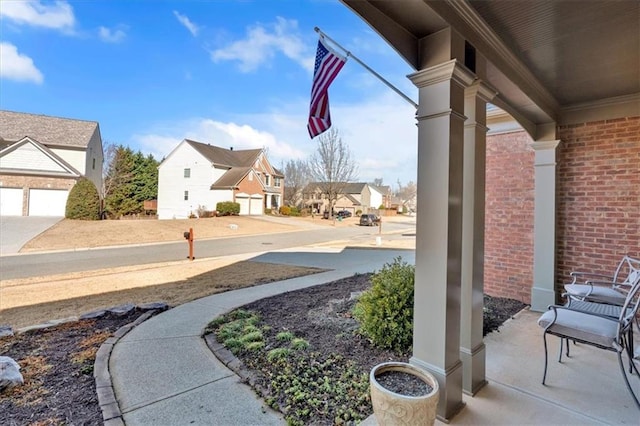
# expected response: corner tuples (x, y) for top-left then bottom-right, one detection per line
(214, 273), (528, 424)
(0, 309), (157, 426)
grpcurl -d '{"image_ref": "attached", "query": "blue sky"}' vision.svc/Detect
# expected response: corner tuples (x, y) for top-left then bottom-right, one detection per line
(1, 0), (418, 187)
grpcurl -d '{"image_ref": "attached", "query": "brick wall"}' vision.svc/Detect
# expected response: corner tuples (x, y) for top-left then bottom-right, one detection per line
(483, 115), (640, 303)
(484, 131), (535, 302)
(556, 116), (640, 292)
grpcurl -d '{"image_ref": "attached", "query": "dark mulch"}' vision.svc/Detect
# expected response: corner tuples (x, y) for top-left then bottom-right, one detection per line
(0, 309), (157, 426)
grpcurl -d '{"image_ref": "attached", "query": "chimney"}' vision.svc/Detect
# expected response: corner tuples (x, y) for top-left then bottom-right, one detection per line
(230, 147), (233, 151)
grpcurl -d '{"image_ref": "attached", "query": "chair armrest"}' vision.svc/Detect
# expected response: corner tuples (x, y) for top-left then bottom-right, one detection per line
(569, 271), (614, 284)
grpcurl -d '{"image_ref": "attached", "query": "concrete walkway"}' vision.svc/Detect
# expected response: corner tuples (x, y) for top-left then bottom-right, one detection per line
(109, 248), (415, 425)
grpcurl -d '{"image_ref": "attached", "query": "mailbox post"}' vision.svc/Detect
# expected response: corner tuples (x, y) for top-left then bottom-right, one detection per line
(183, 227), (194, 260)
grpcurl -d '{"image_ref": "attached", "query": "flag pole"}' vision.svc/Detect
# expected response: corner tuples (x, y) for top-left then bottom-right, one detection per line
(315, 27), (418, 110)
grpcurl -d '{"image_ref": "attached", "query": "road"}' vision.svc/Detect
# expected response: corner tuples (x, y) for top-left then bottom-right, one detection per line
(0, 221), (415, 280)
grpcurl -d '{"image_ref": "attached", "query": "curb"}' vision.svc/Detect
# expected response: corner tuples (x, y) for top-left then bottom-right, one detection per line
(94, 310), (160, 426)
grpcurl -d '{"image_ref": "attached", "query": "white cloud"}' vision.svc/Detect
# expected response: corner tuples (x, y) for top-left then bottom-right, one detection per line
(135, 117), (307, 163)
(98, 26), (127, 43)
(132, 90), (417, 185)
(0, 0), (75, 31)
(0, 42), (44, 84)
(173, 11), (199, 37)
(210, 17), (310, 73)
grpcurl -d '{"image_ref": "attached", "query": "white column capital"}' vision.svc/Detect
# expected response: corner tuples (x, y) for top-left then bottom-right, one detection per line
(409, 59), (476, 89)
(464, 80), (497, 103)
(531, 140), (561, 152)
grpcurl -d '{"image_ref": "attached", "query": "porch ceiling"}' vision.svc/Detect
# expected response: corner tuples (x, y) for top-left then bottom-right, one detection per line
(340, 0), (640, 133)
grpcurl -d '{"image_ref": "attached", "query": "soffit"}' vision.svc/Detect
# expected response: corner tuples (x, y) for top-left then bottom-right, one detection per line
(340, 0), (640, 129)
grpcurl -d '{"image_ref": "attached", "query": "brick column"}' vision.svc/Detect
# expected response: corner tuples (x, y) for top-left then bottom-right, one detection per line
(409, 59), (475, 420)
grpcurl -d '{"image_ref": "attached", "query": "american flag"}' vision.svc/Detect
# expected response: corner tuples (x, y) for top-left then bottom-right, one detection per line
(307, 37), (346, 138)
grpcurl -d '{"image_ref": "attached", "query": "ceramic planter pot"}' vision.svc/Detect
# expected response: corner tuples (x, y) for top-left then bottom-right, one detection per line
(370, 362), (439, 426)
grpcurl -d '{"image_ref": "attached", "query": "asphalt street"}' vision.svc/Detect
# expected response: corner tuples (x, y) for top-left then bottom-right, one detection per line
(0, 221), (415, 280)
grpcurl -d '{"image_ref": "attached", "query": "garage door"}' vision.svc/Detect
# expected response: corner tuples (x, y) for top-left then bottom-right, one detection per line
(237, 196), (250, 215)
(0, 188), (23, 216)
(250, 195), (263, 215)
(28, 189), (68, 216)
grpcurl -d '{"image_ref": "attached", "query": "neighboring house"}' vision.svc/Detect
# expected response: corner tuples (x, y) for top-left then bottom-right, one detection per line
(302, 182), (382, 214)
(157, 139), (283, 219)
(0, 110), (104, 217)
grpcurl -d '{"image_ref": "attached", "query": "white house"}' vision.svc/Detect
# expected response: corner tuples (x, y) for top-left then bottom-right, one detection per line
(157, 139), (284, 219)
(0, 110), (104, 216)
(302, 182), (385, 214)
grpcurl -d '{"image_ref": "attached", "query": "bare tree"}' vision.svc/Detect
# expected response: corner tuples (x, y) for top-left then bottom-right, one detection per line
(282, 159), (310, 207)
(372, 178), (384, 187)
(308, 128), (358, 216)
(396, 179), (417, 211)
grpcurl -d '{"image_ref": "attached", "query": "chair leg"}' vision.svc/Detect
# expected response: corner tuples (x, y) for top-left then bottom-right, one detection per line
(542, 332), (550, 385)
(558, 338), (564, 363)
(617, 351), (640, 409)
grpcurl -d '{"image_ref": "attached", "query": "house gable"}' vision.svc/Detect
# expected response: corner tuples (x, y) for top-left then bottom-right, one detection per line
(0, 137), (81, 178)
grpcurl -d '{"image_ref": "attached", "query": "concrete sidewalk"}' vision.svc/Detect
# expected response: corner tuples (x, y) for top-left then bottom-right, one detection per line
(108, 248), (414, 425)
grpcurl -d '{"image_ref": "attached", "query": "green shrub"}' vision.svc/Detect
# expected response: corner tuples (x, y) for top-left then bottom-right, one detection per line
(353, 257), (414, 352)
(216, 201), (240, 216)
(290, 338), (309, 350)
(276, 331), (294, 342)
(289, 207), (300, 217)
(267, 347), (290, 362)
(265, 208), (272, 215)
(279, 205), (291, 216)
(355, 209), (362, 216)
(65, 178), (100, 220)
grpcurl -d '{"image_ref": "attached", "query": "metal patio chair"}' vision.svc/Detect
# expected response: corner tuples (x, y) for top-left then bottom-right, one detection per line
(538, 273), (640, 409)
(564, 255), (640, 306)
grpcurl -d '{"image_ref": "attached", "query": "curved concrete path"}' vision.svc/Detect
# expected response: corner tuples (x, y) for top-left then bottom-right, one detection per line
(109, 248), (414, 425)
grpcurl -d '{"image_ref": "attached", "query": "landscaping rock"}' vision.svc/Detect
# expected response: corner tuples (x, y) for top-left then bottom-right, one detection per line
(0, 325), (13, 338)
(80, 309), (107, 319)
(107, 303), (136, 316)
(137, 301), (169, 311)
(0, 356), (23, 392)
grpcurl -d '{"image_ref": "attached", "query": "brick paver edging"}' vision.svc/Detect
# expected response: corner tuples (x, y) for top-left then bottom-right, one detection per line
(94, 310), (159, 426)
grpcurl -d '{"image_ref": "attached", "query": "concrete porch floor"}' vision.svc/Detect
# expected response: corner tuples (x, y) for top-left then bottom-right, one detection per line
(366, 308), (639, 425)
(449, 308), (639, 424)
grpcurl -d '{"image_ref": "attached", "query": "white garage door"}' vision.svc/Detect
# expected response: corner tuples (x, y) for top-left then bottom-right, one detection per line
(237, 196), (250, 215)
(0, 188), (23, 216)
(250, 195), (263, 215)
(28, 189), (68, 216)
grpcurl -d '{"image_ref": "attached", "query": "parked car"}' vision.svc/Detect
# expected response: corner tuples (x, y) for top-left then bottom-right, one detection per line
(336, 210), (352, 218)
(359, 213), (381, 226)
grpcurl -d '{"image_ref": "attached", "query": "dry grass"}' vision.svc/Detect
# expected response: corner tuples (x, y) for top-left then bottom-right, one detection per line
(1, 261), (325, 329)
(20, 216), (300, 252)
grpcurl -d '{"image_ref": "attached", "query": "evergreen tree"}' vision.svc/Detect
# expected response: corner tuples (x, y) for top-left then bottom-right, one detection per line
(103, 145), (159, 218)
(65, 178), (100, 220)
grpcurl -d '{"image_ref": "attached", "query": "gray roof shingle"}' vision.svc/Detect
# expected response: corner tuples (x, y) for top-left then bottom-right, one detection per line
(0, 110), (99, 148)
(186, 139), (262, 167)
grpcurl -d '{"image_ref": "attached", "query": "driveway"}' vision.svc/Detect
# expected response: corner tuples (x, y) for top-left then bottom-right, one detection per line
(0, 216), (63, 255)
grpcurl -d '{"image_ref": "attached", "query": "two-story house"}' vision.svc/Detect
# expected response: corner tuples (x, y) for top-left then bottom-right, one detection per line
(157, 139), (283, 219)
(0, 110), (104, 216)
(302, 182), (385, 215)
